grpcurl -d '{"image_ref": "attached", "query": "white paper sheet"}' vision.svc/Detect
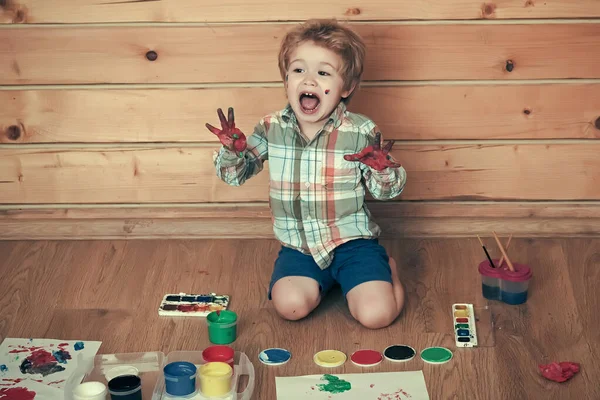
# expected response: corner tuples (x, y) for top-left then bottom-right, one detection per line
(276, 371), (430, 400)
(0, 338), (102, 396)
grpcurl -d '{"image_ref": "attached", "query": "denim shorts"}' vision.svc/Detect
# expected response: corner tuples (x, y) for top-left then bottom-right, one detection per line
(268, 238), (392, 299)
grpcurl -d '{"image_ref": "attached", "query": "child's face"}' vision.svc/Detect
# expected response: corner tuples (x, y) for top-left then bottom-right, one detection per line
(285, 41), (353, 131)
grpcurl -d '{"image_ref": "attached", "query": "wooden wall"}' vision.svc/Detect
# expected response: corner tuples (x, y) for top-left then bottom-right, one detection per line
(1, 1), (600, 239)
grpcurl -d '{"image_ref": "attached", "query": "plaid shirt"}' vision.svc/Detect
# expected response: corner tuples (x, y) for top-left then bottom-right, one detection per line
(214, 101), (407, 269)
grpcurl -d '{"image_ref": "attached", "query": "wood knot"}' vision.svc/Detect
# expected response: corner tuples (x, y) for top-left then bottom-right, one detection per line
(145, 50), (158, 61)
(524, 0), (535, 6)
(345, 7), (361, 16)
(523, 108), (531, 115)
(482, 3), (496, 17)
(6, 125), (21, 140)
(505, 60), (515, 72)
(595, 116), (600, 130)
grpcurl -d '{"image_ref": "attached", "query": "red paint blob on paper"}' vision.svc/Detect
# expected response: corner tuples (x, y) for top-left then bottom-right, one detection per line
(0, 387), (36, 400)
(370, 384), (375, 388)
(8, 346), (44, 354)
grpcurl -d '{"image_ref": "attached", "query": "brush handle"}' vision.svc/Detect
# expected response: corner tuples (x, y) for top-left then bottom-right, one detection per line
(497, 234), (513, 267)
(492, 231), (515, 272)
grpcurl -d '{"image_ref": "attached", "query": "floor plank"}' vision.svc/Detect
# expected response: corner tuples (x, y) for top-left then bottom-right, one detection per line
(0, 238), (598, 399)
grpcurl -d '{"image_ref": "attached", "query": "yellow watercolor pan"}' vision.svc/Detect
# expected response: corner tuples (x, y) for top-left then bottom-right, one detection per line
(313, 350), (347, 368)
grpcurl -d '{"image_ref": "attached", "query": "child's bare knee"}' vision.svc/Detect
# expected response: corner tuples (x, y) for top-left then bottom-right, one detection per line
(352, 300), (399, 329)
(271, 287), (319, 321)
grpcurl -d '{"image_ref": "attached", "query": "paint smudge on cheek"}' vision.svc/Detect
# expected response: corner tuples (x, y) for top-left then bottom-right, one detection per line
(316, 374), (351, 394)
(325, 89), (330, 95)
(0, 387), (36, 400)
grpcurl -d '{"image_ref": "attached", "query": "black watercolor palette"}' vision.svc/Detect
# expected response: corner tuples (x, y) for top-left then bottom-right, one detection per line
(158, 292), (230, 317)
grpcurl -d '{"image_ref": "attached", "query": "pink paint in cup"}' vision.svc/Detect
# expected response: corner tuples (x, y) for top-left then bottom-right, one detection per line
(202, 345), (235, 369)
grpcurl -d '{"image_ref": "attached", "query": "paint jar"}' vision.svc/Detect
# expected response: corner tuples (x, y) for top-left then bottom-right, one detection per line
(202, 345), (235, 369)
(206, 310), (237, 345)
(498, 263), (532, 305)
(72, 381), (108, 400)
(163, 361), (197, 397)
(478, 259), (532, 305)
(107, 375), (142, 400)
(478, 259), (502, 300)
(198, 361), (233, 397)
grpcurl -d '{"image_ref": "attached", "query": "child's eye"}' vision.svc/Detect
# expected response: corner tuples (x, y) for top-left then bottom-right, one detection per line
(318, 71), (330, 76)
(293, 68), (303, 73)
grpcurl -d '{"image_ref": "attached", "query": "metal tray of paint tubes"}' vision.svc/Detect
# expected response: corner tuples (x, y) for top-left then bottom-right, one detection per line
(63, 351), (166, 400)
(151, 351), (255, 400)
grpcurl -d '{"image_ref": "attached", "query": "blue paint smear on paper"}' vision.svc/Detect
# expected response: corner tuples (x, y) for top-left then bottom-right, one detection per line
(0, 364), (8, 373)
(52, 350), (71, 364)
(74, 342), (85, 351)
(260, 349), (291, 363)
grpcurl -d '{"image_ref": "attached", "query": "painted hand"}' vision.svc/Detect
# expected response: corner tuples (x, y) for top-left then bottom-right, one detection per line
(205, 107), (247, 157)
(343, 132), (401, 171)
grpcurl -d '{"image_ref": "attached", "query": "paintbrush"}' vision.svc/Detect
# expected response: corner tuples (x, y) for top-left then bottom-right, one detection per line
(477, 235), (496, 268)
(497, 234), (513, 268)
(492, 231), (515, 272)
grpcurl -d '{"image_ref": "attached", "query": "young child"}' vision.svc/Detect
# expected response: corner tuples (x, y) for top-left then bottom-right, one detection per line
(207, 19), (407, 329)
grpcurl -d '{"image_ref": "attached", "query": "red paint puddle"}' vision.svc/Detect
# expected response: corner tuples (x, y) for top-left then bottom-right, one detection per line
(0, 387), (36, 400)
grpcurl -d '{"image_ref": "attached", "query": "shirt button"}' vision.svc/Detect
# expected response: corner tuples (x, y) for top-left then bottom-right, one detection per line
(305, 182), (310, 188)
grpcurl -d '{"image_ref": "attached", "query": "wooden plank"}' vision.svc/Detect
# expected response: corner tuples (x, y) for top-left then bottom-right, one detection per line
(1, 203), (600, 239)
(0, 144), (599, 203)
(4, 202), (600, 220)
(2, 0), (600, 23)
(2, 23), (600, 84)
(3, 85), (600, 143)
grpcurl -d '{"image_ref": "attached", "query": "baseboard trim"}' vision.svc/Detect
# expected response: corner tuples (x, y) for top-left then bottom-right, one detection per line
(1, 202), (599, 240)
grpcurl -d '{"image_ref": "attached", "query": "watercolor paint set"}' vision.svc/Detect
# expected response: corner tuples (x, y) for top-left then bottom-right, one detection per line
(452, 303), (478, 347)
(158, 293), (230, 317)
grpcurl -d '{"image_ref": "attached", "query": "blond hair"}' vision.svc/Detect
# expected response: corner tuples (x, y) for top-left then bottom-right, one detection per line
(278, 19), (366, 103)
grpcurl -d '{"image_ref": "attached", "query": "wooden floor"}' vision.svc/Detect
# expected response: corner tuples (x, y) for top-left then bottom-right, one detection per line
(0, 238), (599, 399)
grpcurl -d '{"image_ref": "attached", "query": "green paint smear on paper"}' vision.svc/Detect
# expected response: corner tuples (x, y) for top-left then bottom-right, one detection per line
(316, 374), (351, 394)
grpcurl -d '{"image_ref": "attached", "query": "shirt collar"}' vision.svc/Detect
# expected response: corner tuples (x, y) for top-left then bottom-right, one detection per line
(281, 101), (347, 131)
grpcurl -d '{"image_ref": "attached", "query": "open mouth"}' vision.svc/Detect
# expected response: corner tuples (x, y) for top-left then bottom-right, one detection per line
(299, 92), (320, 114)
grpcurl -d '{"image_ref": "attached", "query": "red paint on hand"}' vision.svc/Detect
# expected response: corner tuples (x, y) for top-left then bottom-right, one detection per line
(539, 361), (580, 382)
(343, 132), (401, 171)
(205, 107), (247, 156)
